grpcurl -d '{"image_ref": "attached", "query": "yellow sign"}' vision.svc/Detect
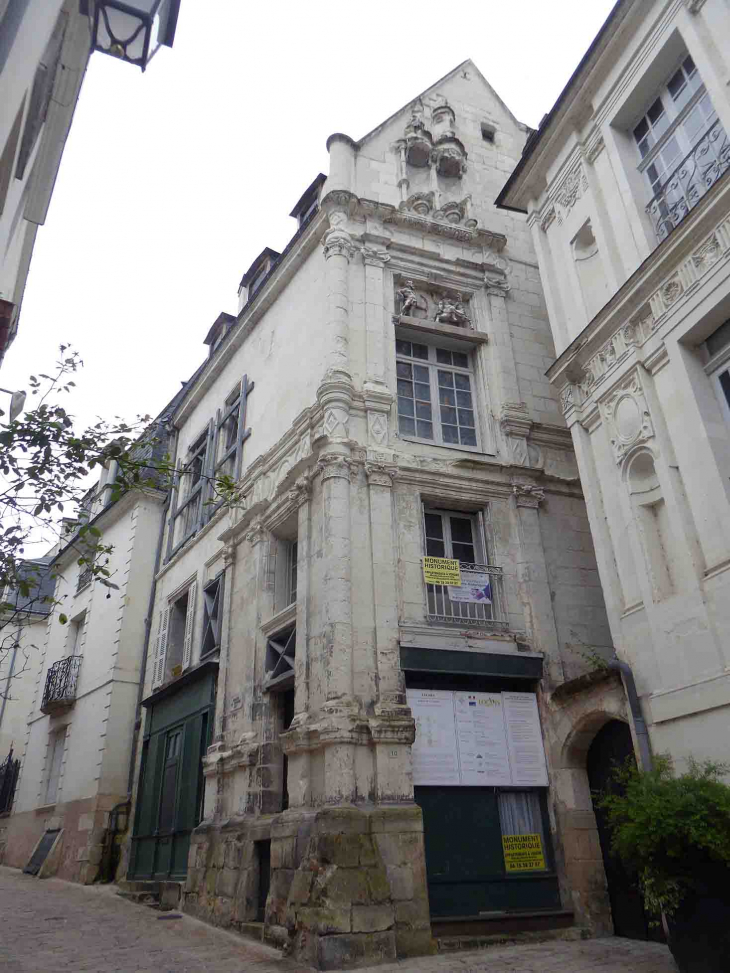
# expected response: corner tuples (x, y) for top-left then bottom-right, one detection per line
(422, 556), (461, 586)
(502, 833), (546, 872)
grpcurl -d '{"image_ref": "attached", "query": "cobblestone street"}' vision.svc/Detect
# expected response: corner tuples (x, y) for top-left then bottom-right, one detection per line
(0, 866), (676, 972)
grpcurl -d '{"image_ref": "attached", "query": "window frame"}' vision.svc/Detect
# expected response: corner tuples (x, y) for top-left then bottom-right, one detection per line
(200, 574), (224, 659)
(44, 727), (67, 806)
(152, 579), (197, 689)
(396, 334), (482, 452)
(422, 507), (488, 565)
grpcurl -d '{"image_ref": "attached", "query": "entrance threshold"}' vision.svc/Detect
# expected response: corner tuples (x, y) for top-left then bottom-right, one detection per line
(432, 908), (574, 940)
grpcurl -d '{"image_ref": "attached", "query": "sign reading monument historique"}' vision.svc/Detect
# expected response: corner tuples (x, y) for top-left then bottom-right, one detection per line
(407, 689), (549, 788)
(421, 556), (461, 586)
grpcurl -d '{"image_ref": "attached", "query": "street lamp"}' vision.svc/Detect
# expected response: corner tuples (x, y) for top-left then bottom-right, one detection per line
(91, 0), (181, 71)
(0, 387), (26, 422)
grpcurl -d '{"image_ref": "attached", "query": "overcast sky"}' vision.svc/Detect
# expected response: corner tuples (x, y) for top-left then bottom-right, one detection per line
(3, 0), (615, 430)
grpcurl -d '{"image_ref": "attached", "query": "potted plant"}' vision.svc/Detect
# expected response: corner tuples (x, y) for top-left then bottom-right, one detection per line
(598, 756), (730, 973)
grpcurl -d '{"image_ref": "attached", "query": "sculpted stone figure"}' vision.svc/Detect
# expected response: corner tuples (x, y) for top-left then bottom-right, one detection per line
(396, 280), (422, 317)
(434, 293), (470, 326)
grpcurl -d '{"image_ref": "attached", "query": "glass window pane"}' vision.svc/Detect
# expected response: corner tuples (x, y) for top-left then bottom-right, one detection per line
(456, 389), (473, 407)
(424, 513), (444, 539)
(442, 424), (459, 443)
(396, 339), (411, 357)
(397, 378), (413, 397)
(668, 68), (685, 100)
(415, 400), (432, 419)
(438, 370), (455, 387)
(413, 364), (430, 383)
(684, 54), (696, 78)
(439, 387), (456, 406)
(414, 382), (431, 402)
(648, 98), (664, 126)
(396, 362), (412, 378)
(461, 428), (477, 446)
(399, 416), (415, 436)
(498, 791), (547, 872)
(436, 348), (452, 364)
(452, 351), (469, 369)
(454, 373), (471, 391)
(441, 405), (457, 424)
(426, 537), (445, 557)
(398, 396), (414, 417)
(412, 343), (429, 360)
(450, 517), (474, 544)
(416, 420), (433, 439)
(452, 542), (476, 563)
(459, 409), (475, 427)
(633, 118), (648, 144)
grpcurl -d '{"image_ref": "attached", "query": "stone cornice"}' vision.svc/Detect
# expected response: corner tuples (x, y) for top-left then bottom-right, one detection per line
(550, 177), (730, 411)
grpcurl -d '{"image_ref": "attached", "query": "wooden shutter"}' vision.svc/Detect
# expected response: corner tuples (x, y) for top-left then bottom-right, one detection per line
(234, 376), (254, 481)
(152, 608), (170, 688)
(182, 582), (197, 670)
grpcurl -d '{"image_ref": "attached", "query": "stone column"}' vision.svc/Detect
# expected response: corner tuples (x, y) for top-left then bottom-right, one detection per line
(285, 474), (313, 809)
(511, 479), (565, 685)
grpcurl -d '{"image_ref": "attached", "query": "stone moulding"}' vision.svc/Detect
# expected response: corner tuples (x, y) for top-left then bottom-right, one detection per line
(599, 370), (655, 465)
(555, 209), (730, 414)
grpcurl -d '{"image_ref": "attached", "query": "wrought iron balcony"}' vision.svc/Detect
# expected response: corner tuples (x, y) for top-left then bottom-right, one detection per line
(647, 118), (730, 242)
(41, 656), (82, 715)
(76, 565), (93, 592)
(426, 562), (508, 630)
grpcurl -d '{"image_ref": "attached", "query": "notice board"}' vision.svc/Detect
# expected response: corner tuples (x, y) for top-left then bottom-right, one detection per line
(409, 689), (548, 788)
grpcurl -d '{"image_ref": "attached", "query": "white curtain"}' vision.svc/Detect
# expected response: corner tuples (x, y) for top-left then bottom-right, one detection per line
(498, 790), (544, 839)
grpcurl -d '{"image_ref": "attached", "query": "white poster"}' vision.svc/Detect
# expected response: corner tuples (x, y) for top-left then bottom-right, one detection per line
(448, 566), (494, 604)
(408, 689), (461, 786)
(502, 692), (550, 787)
(454, 692), (512, 786)
(408, 689), (549, 789)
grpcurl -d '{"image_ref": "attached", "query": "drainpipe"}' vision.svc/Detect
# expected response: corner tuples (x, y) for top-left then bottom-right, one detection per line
(125, 424), (177, 795)
(0, 627), (20, 735)
(609, 657), (653, 771)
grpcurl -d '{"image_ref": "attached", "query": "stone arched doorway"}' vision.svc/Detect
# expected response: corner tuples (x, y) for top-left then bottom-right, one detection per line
(586, 719), (660, 942)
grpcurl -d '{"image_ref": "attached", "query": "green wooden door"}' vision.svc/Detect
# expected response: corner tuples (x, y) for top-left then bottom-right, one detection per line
(416, 786), (561, 918)
(129, 672), (213, 882)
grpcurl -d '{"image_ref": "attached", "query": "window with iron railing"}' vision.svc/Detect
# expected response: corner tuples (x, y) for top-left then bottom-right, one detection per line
(41, 656), (81, 715)
(635, 55), (730, 242)
(423, 507), (507, 629)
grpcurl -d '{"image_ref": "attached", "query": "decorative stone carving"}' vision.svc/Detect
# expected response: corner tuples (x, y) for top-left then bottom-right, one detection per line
(560, 385), (575, 414)
(540, 206), (556, 233)
(245, 518), (268, 547)
(500, 402), (533, 467)
(434, 294), (470, 326)
(485, 270), (511, 297)
(601, 371), (654, 464)
(317, 454), (353, 482)
(322, 225), (356, 262)
(512, 482), (545, 508)
(585, 135), (605, 165)
(555, 164), (589, 220)
(291, 471), (314, 508)
(661, 276), (683, 307)
(396, 279), (426, 317)
(222, 543), (237, 566)
(365, 462), (397, 488)
(360, 246), (390, 267)
(692, 235), (721, 271)
(685, 0), (708, 12)
(317, 369), (354, 442)
(367, 411), (388, 446)
(403, 191), (434, 216)
(432, 136), (468, 178)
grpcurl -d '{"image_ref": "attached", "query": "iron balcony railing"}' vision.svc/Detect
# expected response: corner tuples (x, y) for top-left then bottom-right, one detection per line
(646, 118), (730, 242)
(41, 656), (82, 715)
(426, 562), (508, 630)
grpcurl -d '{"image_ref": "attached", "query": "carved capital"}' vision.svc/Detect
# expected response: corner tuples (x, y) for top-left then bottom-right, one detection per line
(485, 271), (511, 297)
(244, 518), (268, 546)
(560, 384), (576, 415)
(585, 134), (605, 165)
(322, 226), (357, 261)
(512, 482), (545, 509)
(365, 462), (398, 488)
(317, 454), (353, 483)
(360, 246), (390, 267)
(291, 471), (314, 508)
(222, 543), (237, 566)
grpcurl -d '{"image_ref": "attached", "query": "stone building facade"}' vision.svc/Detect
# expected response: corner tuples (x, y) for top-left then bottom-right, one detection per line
(497, 0), (730, 775)
(126, 62), (625, 969)
(2, 472), (168, 883)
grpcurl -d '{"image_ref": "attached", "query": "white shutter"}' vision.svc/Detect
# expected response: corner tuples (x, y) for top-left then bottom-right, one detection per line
(152, 607), (170, 688)
(182, 582), (197, 670)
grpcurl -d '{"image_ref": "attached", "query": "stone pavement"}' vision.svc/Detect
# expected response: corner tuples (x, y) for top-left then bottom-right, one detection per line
(0, 865), (676, 973)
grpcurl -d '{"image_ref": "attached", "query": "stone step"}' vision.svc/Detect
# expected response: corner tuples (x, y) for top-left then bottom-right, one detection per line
(116, 880), (183, 911)
(434, 926), (587, 953)
(117, 890), (160, 907)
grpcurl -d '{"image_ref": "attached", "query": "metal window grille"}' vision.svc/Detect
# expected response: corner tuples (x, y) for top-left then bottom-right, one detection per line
(41, 656), (82, 715)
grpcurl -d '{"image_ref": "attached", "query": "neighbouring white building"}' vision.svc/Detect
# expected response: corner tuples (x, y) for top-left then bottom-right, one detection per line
(2, 451), (169, 883)
(124, 61), (635, 969)
(497, 0), (730, 775)
(0, 0), (181, 366)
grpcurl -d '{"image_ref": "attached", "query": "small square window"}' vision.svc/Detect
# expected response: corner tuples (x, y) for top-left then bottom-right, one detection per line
(481, 122), (496, 143)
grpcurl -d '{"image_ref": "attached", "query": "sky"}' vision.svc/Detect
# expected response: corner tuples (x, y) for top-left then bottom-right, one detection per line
(2, 0), (616, 431)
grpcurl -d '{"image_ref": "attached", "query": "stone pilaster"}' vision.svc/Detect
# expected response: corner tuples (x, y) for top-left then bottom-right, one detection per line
(511, 479), (565, 685)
